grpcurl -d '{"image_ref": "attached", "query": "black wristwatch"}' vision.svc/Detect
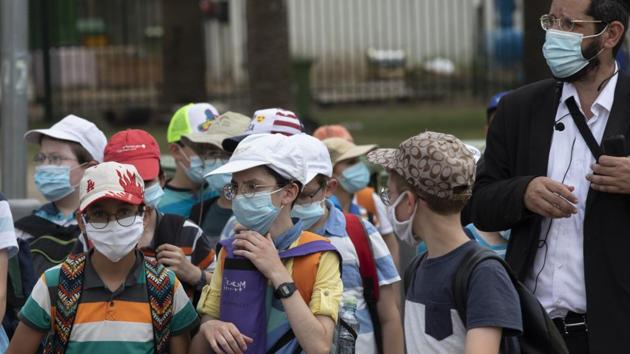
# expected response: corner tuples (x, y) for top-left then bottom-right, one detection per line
(195, 270), (207, 291)
(273, 282), (297, 299)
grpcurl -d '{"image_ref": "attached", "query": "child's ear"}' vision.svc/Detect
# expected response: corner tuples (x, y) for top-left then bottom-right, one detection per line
(325, 179), (338, 197)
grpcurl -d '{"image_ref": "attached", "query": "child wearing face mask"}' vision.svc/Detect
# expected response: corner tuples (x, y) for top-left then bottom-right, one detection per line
(367, 132), (522, 354)
(14, 115), (106, 277)
(73, 129), (216, 299)
(159, 103), (221, 217)
(183, 112), (251, 251)
(290, 134), (403, 354)
(7, 162), (199, 354)
(192, 133), (342, 354)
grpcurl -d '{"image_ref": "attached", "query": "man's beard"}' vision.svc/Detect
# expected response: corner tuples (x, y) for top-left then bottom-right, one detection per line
(555, 38), (603, 83)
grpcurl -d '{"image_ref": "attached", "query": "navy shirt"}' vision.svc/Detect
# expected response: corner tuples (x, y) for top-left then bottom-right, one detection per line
(404, 241), (522, 353)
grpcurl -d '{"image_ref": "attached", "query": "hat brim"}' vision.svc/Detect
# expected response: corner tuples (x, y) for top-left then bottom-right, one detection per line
(24, 128), (80, 146)
(366, 148), (398, 170)
(124, 157), (160, 181)
(183, 132), (224, 149)
(337, 144), (378, 164)
(222, 134), (248, 153)
(79, 191), (144, 213)
(205, 159), (268, 177)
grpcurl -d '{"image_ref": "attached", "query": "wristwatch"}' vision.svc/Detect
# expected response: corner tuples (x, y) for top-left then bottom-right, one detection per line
(274, 282), (297, 299)
(195, 270), (207, 291)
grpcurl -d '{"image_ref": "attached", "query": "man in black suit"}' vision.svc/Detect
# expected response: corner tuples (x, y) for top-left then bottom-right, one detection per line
(469, 0), (630, 353)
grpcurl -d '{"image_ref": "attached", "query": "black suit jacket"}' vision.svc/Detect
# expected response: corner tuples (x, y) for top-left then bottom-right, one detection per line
(469, 74), (630, 353)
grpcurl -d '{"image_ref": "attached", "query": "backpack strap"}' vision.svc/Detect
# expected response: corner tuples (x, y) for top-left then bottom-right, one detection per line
(565, 96), (603, 161)
(144, 258), (174, 354)
(343, 213), (383, 353)
(452, 247), (508, 326)
(283, 231), (340, 306)
(45, 253), (87, 354)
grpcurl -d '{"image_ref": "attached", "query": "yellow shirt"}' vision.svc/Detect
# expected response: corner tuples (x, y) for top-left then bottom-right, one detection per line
(197, 235), (343, 322)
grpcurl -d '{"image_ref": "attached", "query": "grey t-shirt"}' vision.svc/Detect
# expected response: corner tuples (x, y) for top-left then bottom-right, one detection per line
(404, 241), (522, 353)
(200, 200), (233, 249)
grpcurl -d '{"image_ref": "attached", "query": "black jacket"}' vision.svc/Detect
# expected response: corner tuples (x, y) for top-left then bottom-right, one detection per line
(469, 75), (630, 353)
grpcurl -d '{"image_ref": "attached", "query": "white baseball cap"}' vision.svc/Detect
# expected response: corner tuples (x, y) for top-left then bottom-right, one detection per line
(79, 161), (145, 212)
(222, 108), (303, 152)
(207, 133), (307, 185)
(24, 114), (108, 162)
(290, 134), (332, 184)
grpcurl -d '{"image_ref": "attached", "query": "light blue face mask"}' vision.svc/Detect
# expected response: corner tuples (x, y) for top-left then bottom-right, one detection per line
(291, 200), (326, 230)
(543, 27), (606, 79)
(204, 159), (231, 193)
(144, 182), (165, 209)
(232, 188), (284, 235)
(34, 165), (76, 202)
(339, 161), (371, 194)
(185, 157), (229, 186)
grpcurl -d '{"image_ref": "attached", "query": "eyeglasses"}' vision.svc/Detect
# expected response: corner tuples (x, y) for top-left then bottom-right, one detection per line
(223, 182), (280, 200)
(83, 208), (144, 229)
(299, 182), (326, 200)
(33, 152), (78, 166)
(199, 150), (231, 161)
(540, 14), (604, 32)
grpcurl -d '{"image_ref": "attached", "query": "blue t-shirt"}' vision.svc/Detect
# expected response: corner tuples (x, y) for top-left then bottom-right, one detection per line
(405, 241), (522, 353)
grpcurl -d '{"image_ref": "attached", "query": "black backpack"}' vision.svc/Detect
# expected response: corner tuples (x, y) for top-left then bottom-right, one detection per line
(404, 247), (569, 354)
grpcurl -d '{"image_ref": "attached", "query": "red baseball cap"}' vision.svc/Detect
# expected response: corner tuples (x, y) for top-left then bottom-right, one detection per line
(104, 129), (161, 181)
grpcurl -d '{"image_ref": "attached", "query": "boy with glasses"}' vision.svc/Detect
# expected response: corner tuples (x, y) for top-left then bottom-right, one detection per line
(74, 129), (216, 298)
(368, 132), (522, 353)
(291, 134), (403, 354)
(192, 134), (342, 354)
(7, 162), (198, 354)
(15, 115), (107, 276)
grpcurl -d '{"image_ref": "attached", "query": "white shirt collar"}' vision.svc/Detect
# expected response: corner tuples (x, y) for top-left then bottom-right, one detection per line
(558, 62), (619, 118)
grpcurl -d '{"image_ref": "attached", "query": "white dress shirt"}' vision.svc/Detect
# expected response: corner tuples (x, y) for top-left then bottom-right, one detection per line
(524, 67), (618, 318)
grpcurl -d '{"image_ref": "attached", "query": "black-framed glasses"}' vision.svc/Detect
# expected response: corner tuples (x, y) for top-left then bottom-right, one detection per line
(540, 14), (603, 32)
(299, 182), (326, 200)
(33, 152), (78, 166)
(83, 208), (144, 229)
(223, 182), (280, 200)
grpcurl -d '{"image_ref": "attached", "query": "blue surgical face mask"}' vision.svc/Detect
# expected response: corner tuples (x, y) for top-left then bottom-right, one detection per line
(184, 156), (207, 184)
(543, 27), (606, 79)
(204, 159), (231, 193)
(232, 188), (284, 235)
(291, 200), (326, 230)
(144, 182), (165, 209)
(339, 161), (370, 194)
(34, 165), (77, 202)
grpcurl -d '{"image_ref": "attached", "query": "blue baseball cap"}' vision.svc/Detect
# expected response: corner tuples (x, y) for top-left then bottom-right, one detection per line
(487, 91), (510, 114)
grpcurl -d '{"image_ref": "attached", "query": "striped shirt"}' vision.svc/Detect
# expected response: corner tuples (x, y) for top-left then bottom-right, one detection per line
(314, 200), (400, 354)
(19, 251), (199, 353)
(0, 193), (18, 257)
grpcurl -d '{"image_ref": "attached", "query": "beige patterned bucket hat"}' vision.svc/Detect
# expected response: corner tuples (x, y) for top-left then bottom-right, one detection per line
(367, 131), (476, 200)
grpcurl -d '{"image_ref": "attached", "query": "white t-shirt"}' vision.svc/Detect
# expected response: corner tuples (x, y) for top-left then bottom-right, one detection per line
(0, 195), (18, 257)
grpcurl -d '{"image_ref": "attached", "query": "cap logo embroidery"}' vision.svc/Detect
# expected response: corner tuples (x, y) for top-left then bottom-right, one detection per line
(117, 144), (146, 153)
(87, 179), (95, 193)
(256, 115), (265, 123)
(198, 109), (216, 132)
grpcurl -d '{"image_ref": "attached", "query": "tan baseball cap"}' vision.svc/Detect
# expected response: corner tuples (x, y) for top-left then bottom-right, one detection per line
(322, 137), (377, 165)
(367, 131), (476, 200)
(183, 111), (252, 149)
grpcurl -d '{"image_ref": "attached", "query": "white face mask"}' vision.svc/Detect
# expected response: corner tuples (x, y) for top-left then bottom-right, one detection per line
(84, 215), (144, 262)
(386, 192), (419, 247)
